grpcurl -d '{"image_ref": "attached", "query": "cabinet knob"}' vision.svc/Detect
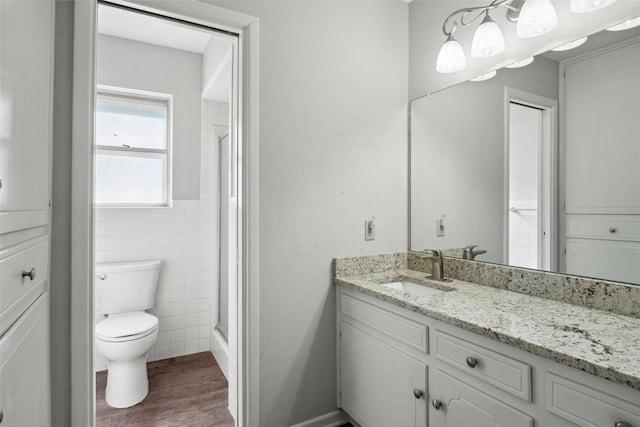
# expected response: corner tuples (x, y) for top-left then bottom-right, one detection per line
(466, 356), (478, 368)
(431, 399), (442, 410)
(413, 389), (423, 399)
(609, 227), (617, 233)
(615, 421), (632, 427)
(22, 268), (36, 281)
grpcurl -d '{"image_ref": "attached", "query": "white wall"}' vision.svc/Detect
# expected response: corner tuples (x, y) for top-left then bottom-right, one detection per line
(97, 35), (203, 199)
(410, 56), (558, 263)
(207, 1), (409, 425)
(409, 0), (640, 98)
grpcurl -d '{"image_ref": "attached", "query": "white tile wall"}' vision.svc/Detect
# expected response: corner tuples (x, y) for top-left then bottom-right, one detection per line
(94, 101), (229, 371)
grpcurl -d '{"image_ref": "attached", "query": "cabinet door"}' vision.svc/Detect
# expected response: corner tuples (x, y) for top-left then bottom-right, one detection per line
(0, 294), (51, 427)
(563, 39), (640, 215)
(430, 369), (533, 427)
(0, 0), (53, 232)
(339, 322), (427, 427)
(565, 238), (640, 284)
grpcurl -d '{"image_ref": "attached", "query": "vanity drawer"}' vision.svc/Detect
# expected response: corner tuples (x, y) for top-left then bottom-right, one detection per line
(546, 373), (640, 427)
(340, 290), (429, 353)
(0, 238), (49, 337)
(566, 216), (640, 242)
(434, 330), (532, 401)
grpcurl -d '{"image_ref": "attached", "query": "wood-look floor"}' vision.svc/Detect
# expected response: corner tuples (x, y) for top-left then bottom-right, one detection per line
(96, 352), (234, 427)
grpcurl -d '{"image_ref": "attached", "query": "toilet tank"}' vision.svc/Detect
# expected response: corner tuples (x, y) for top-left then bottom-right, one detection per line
(95, 260), (162, 315)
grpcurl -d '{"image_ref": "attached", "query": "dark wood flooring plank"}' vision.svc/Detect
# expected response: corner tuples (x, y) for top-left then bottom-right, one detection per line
(96, 352), (234, 427)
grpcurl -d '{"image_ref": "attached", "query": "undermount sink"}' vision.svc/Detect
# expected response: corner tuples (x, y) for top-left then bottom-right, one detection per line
(383, 281), (446, 297)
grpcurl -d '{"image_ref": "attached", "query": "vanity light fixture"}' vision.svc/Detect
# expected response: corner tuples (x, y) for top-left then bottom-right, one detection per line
(470, 70), (498, 81)
(505, 56), (535, 68)
(570, 0), (618, 13)
(607, 16), (640, 31)
(516, 0), (558, 38)
(436, 33), (467, 73)
(436, 0), (558, 73)
(471, 11), (506, 58)
(551, 36), (588, 51)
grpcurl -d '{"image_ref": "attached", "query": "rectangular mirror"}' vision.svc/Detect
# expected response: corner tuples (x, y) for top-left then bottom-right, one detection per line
(410, 21), (640, 285)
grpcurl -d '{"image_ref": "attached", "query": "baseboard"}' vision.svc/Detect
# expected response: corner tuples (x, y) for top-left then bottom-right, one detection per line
(288, 410), (349, 427)
(210, 329), (230, 380)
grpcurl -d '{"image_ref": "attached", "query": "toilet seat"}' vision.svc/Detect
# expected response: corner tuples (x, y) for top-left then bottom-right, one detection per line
(96, 312), (159, 342)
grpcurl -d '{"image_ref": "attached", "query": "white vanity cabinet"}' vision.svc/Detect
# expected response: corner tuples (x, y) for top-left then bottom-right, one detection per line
(338, 290), (429, 427)
(0, 0), (54, 424)
(337, 287), (640, 427)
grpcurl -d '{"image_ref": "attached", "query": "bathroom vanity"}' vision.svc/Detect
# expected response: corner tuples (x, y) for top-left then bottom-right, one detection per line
(334, 253), (640, 427)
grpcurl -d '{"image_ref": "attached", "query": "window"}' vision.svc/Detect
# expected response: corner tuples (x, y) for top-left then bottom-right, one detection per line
(95, 86), (172, 206)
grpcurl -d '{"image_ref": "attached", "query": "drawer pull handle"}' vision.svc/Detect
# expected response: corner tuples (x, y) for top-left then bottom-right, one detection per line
(466, 356), (478, 368)
(0, 408), (3, 423)
(431, 399), (442, 410)
(609, 227), (617, 233)
(413, 389), (423, 399)
(22, 268), (36, 281)
(615, 422), (632, 427)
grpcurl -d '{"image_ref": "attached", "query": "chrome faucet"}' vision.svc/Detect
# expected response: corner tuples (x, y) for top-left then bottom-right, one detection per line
(463, 245), (486, 260)
(423, 249), (445, 281)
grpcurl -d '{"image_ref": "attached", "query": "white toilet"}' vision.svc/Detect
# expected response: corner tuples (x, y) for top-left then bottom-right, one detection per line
(95, 260), (162, 408)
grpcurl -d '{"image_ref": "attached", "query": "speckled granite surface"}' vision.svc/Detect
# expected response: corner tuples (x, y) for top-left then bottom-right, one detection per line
(408, 253), (640, 318)
(334, 253), (640, 391)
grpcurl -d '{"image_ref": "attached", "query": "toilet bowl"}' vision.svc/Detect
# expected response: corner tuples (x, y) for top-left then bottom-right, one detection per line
(95, 260), (161, 408)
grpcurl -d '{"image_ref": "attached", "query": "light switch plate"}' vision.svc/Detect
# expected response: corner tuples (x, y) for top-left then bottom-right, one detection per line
(365, 219), (375, 241)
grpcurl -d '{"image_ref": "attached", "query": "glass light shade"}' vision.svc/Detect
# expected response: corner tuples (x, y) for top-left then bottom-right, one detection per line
(517, 0), (558, 38)
(607, 16), (640, 31)
(551, 36), (588, 51)
(470, 70), (497, 81)
(570, 0), (618, 13)
(505, 56), (535, 68)
(471, 13), (506, 58)
(436, 35), (466, 73)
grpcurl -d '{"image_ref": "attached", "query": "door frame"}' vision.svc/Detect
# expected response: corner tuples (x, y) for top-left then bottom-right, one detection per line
(71, 1), (260, 425)
(503, 87), (558, 271)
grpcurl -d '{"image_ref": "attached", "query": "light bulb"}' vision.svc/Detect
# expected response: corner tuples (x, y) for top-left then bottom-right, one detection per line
(517, 0), (558, 38)
(551, 36), (588, 51)
(436, 34), (466, 73)
(607, 16), (640, 31)
(570, 0), (618, 13)
(471, 12), (506, 58)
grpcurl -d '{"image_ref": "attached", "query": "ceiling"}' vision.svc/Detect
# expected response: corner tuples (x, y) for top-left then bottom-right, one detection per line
(97, 4), (232, 103)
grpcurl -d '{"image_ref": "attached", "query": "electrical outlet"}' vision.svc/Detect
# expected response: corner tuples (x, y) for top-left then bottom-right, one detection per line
(365, 219), (375, 241)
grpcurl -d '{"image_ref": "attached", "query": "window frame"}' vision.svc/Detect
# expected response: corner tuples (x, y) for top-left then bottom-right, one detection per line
(95, 85), (173, 208)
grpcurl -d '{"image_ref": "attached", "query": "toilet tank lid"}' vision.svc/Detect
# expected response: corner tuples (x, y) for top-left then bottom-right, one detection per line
(95, 259), (161, 273)
(96, 312), (158, 339)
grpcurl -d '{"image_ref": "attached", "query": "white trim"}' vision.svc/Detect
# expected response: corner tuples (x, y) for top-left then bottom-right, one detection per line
(71, 1), (260, 426)
(211, 330), (230, 379)
(71, 1), (97, 425)
(504, 87), (558, 270)
(288, 410), (350, 427)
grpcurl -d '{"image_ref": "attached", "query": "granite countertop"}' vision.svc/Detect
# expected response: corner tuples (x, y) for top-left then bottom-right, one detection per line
(335, 268), (640, 391)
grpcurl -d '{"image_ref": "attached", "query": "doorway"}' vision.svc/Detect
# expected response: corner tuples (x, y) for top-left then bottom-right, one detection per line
(505, 89), (557, 271)
(72, 1), (259, 425)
